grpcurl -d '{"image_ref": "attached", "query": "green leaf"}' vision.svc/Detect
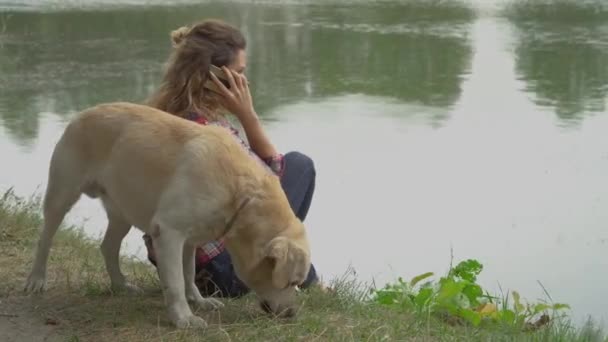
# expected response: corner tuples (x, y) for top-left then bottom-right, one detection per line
(437, 279), (463, 300)
(374, 292), (397, 305)
(414, 287), (434, 309)
(499, 309), (516, 325)
(462, 284), (483, 306)
(460, 308), (482, 326)
(436, 278), (465, 302)
(532, 303), (551, 315)
(410, 272), (434, 287)
(450, 259), (483, 283)
(553, 303), (571, 311)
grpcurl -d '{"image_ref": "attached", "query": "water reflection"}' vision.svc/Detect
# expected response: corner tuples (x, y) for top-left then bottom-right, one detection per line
(506, 1), (608, 126)
(244, 2), (476, 122)
(0, 1), (476, 146)
(249, 21), (474, 119)
(503, 0), (608, 23)
(0, 10), (168, 146)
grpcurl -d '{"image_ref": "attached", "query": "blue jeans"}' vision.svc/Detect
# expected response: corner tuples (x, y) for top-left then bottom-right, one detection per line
(195, 151), (319, 298)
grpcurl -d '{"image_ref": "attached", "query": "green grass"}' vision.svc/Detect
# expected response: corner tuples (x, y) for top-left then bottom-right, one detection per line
(0, 188), (606, 341)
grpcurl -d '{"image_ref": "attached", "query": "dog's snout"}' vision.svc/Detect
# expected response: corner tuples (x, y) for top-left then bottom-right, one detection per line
(259, 300), (296, 318)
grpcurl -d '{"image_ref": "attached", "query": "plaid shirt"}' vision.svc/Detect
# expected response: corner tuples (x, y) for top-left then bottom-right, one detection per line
(185, 112), (285, 177)
(144, 112), (284, 268)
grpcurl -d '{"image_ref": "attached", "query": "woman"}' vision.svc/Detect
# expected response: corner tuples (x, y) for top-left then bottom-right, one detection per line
(142, 19), (320, 298)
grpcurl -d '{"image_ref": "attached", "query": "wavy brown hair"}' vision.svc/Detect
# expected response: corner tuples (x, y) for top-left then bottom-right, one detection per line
(147, 19), (246, 119)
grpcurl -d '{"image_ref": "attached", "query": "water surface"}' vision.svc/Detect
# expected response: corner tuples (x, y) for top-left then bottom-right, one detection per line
(1, 0), (607, 326)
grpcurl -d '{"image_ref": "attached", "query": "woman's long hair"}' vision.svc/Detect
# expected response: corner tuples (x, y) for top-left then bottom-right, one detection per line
(147, 19), (246, 120)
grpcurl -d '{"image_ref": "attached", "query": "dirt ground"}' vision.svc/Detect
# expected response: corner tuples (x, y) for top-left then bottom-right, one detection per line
(0, 296), (63, 342)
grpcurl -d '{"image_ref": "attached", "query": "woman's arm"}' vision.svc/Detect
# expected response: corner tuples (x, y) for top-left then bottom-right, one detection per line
(210, 67), (285, 175)
(240, 113), (285, 176)
(239, 112), (278, 160)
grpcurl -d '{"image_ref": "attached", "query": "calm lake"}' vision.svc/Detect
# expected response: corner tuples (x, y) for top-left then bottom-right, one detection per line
(1, 0), (607, 327)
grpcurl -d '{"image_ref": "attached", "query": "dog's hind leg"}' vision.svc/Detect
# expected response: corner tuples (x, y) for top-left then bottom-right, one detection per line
(100, 199), (140, 294)
(183, 242), (224, 310)
(24, 144), (83, 293)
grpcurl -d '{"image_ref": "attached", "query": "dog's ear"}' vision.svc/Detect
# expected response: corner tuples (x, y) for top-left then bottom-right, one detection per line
(264, 237), (310, 289)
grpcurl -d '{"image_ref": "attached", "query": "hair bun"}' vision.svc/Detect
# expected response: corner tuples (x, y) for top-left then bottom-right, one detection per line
(170, 26), (190, 47)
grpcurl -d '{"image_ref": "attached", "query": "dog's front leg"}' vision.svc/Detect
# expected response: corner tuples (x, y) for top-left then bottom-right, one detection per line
(153, 227), (207, 329)
(183, 242), (224, 311)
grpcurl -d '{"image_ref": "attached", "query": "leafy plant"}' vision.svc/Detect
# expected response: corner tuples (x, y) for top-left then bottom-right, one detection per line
(370, 259), (570, 329)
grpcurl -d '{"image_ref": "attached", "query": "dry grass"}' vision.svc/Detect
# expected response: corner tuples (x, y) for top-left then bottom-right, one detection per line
(1, 189), (605, 342)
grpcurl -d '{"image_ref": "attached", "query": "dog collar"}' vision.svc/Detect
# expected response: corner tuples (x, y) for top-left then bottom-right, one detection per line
(219, 197), (251, 239)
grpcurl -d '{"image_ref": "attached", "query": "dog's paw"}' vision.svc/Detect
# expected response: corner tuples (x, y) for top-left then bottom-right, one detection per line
(193, 297), (224, 311)
(24, 273), (46, 294)
(111, 282), (144, 295)
(174, 315), (208, 329)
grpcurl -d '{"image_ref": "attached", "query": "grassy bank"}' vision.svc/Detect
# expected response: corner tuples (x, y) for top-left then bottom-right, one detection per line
(0, 190), (605, 341)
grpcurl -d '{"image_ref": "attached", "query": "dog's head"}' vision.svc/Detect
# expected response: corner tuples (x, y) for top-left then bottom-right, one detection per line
(223, 195), (311, 318)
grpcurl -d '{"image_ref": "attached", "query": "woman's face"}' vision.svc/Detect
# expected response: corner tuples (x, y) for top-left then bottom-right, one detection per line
(228, 49), (247, 74)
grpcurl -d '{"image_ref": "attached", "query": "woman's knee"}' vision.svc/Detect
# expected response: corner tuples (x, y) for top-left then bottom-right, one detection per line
(281, 151), (316, 221)
(284, 151), (316, 177)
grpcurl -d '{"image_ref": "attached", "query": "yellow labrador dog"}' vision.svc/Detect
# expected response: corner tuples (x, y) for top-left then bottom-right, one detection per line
(23, 102), (312, 329)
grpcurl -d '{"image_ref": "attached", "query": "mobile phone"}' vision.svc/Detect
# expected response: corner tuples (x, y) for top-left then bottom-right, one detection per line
(204, 64), (230, 93)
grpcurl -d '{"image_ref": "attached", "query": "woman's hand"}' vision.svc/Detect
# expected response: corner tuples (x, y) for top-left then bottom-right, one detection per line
(210, 66), (257, 122)
(210, 66), (279, 160)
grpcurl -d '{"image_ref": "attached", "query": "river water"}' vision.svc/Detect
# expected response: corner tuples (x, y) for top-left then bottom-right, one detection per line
(1, 0), (607, 327)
